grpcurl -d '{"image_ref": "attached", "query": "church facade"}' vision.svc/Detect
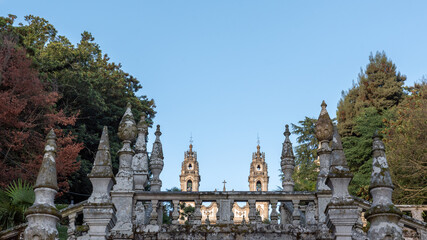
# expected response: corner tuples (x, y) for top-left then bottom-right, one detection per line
(179, 142), (270, 224)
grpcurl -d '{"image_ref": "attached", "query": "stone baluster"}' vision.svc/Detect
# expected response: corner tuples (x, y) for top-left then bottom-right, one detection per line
(325, 126), (359, 240)
(193, 199), (203, 225)
(150, 125), (164, 191)
(24, 129), (60, 240)
(84, 126), (116, 240)
(67, 212), (77, 239)
(365, 132), (402, 239)
(305, 202), (317, 227)
(229, 199), (235, 224)
(111, 103), (137, 237)
(270, 200), (279, 224)
(280, 202), (292, 225)
(315, 101), (333, 224)
(292, 200), (301, 226)
(134, 201), (146, 227)
(172, 200), (180, 225)
(248, 200), (257, 223)
(216, 200), (221, 223)
(150, 200), (159, 225)
(133, 114), (149, 190)
(281, 124), (295, 192)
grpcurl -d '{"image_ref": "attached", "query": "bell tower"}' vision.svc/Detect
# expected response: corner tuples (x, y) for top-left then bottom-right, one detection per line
(248, 144), (269, 191)
(180, 142), (200, 192)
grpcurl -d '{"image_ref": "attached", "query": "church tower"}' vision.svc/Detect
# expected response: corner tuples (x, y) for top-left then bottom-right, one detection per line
(180, 143), (200, 192)
(248, 144), (269, 191)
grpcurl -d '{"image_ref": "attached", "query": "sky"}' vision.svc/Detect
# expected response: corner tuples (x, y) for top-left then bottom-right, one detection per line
(2, 1), (427, 192)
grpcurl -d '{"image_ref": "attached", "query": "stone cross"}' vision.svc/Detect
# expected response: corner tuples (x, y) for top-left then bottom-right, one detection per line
(223, 180), (227, 191)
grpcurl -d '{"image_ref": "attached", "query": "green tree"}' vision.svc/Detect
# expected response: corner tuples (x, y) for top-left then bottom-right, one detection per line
(0, 15), (156, 202)
(337, 52), (406, 198)
(290, 117), (318, 191)
(384, 81), (427, 204)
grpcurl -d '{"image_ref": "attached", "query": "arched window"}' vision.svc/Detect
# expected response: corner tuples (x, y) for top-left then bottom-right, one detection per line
(188, 163), (192, 170)
(257, 165), (261, 171)
(256, 181), (262, 191)
(187, 180), (193, 191)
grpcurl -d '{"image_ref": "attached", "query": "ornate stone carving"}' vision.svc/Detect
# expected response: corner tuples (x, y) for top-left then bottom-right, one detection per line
(133, 114), (149, 190)
(281, 124), (295, 192)
(150, 125), (164, 191)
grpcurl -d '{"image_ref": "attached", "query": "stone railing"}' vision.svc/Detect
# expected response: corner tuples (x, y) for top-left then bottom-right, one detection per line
(60, 200), (87, 239)
(354, 198), (427, 239)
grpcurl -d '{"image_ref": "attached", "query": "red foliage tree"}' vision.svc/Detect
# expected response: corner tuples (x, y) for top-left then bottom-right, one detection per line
(0, 35), (82, 194)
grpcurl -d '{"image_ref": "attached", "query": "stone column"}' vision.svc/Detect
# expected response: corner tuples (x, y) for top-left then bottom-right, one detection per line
(133, 114), (149, 191)
(270, 200), (279, 224)
(171, 200), (180, 225)
(248, 200), (257, 224)
(325, 126), (359, 240)
(24, 129), (61, 240)
(281, 125), (295, 192)
(150, 125), (164, 192)
(292, 200), (301, 226)
(365, 133), (402, 239)
(84, 126), (117, 240)
(193, 199), (203, 225)
(111, 103), (137, 238)
(315, 101), (333, 224)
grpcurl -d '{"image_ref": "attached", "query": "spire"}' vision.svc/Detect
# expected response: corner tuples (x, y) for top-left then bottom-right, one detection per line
(24, 129), (60, 240)
(89, 126), (113, 178)
(366, 132), (402, 239)
(370, 131), (393, 189)
(281, 124), (295, 192)
(34, 129), (58, 190)
(329, 126), (351, 174)
(118, 102), (137, 143)
(315, 100), (333, 142)
(133, 114), (149, 190)
(150, 125), (164, 191)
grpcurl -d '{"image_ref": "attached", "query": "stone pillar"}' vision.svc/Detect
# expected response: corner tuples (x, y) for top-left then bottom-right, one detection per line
(281, 124), (295, 192)
(292, 200), (301, 226)
(150, 125), (164, 192)
(315, 101), (333, 224)
(171, 200), (180, 225)
(270, 200), (279, 224)
(24, 129), (61, 240)
(248, 200), (257, 224)
(84, 126), (116, 240)
(365, 133), (402, 239)
(325, 126), (359, 240)
(133, 114), (149, 191)
(111, 103), (137, 238)
(193, 199), (203, 225)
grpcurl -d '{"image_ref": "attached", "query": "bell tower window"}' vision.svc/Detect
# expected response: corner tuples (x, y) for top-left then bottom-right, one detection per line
(188, 163), (192, 170)
(187, 180), (193, 191)
(256, 181), (262, 191)
(257, 165), (261, 171)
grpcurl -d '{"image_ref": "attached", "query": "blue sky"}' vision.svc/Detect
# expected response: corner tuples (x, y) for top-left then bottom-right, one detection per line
(2, 1), (426, 191)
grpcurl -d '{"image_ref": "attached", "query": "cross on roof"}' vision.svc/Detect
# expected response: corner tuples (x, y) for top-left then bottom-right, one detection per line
(222, 180), (227, 191)
(189, 133), (193, 145)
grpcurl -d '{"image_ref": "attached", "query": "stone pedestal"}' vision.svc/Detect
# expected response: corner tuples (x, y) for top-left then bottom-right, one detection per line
(84, 204), (116, 240)
(326, 205), (359, 240)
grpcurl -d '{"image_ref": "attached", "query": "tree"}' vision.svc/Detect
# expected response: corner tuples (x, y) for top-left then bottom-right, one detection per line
(0, 15), (156, 202)
(0, 35), (82, 192)
(384, 81), (427, 204)
(290, 117), (318, 191)
(337, 52), (406, 198)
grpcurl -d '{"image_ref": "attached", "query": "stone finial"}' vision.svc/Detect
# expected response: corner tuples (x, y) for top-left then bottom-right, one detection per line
(118, 102), (137, 142)
(281, 124), (295, 192)
(88, 126), (113, 178)
(329, 126), (351, 176)
(365, 132), (402, 239)
(133, 114), (149, 190)
(24, 129), (60, 240)
(370, 131), (393, 189)
(315, 100), (333, 142)
(150, 125), (164, 191)
(34, 128), (58, 190)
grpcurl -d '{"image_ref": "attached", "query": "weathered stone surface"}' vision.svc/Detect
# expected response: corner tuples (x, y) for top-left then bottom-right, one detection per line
(366, 133), (403, 240)
(24, 129), (59, 240)
(150, 125), (164, 192)
(132, 115), (149, 191)
(281, 124), (295, 192)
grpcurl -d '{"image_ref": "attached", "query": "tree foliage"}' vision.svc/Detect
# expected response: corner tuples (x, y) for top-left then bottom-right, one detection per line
(0, 35), (82, 192)
(0, 14), (156, 202)
(384, 81), (427, 204)
(337, 52), (406, 198)
(290, 117), (318, 191)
